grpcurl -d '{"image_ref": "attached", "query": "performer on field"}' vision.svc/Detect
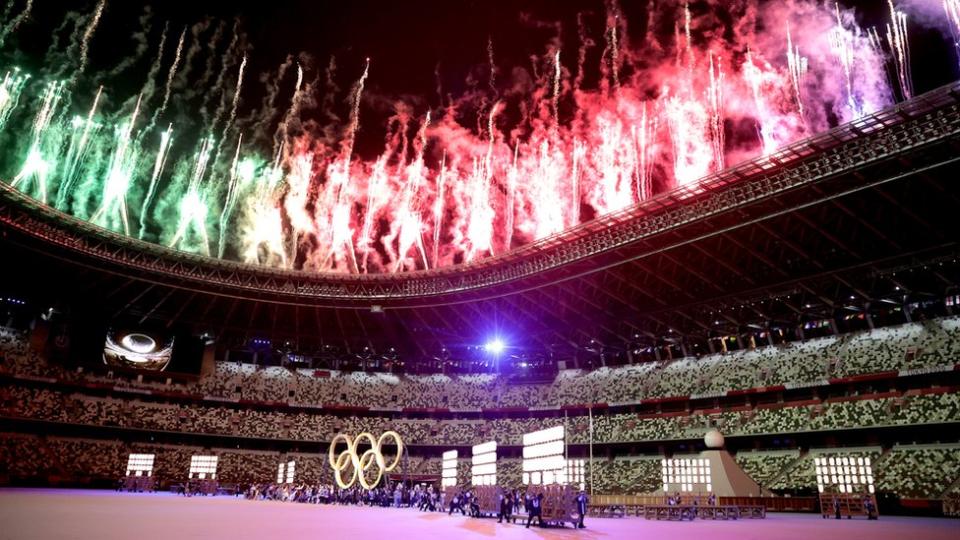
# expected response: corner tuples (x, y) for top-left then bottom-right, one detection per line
(575, 490), (589, 529)
(497, 491), (513, 524)
(525, 493), (544, 528)
(449, 490), (466, 515)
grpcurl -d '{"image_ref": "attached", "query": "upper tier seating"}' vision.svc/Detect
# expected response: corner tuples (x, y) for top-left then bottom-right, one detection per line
(3, 317), (959, 410)
(2, 383), (957, 446)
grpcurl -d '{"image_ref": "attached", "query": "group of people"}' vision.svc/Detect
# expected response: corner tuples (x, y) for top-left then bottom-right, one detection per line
(448, 487), (588, 529)
(666, 491), (717, 506)
(829, 493), (879, 520)
(242, 479), (590, 529)
(245, 483), (414, 506)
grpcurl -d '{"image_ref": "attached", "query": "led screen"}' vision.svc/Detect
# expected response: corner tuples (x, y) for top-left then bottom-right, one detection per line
(103, 329), (173, 371)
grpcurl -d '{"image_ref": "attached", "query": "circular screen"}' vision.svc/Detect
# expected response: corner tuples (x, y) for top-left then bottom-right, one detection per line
(103, 329), (173, 371)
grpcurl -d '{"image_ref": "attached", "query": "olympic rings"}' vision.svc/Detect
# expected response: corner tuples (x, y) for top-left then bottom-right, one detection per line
(328, 431), (404, 490)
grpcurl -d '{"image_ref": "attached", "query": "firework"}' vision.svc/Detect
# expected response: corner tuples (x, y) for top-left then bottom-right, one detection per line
(0, 1), (946, 275)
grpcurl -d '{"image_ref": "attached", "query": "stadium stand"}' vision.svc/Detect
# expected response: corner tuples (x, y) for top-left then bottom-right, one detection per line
(3, 383), (959, 446)
(876, 444), (960, 499)
(735, 450), (802, 488)
(4, 318), (958, 410)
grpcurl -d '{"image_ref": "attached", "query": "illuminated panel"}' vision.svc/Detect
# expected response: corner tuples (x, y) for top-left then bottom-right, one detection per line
(522, 426), (565, 486)
(814, 455), (875, 495)
(661, 458), (712, 493)
(189, 455), (218, 480)
(277, 460), (296, 484)
(442, 450), (458, 488)
(126, 453), (154, 477)
(471, 441), (497, 486)
(523, 425), (564, 446)
(566, 459), (586, 491)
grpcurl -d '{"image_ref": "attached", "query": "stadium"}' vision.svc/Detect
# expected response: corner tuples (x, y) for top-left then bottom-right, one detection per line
(1, 0), (959, 538)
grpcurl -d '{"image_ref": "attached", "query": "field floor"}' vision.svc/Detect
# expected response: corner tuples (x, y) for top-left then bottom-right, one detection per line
(0, 488), (956, 540)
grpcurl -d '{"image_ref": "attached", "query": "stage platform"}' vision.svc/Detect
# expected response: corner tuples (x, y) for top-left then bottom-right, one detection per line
(0, 489), (956, 540)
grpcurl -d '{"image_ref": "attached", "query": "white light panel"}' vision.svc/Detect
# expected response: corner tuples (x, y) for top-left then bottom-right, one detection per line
(661, 458), (711, 493)
(277, 460), (296, 484)
(189, 455), (218, 480)
(471, 440), (497, 486)
(522, 426), (566, 486)
(442, 449), (458, 488)
(522, 425), (564, 446)
(566, 459), (586, 491)
(814, 455), (875, 494)
(126, 453), (154, 477)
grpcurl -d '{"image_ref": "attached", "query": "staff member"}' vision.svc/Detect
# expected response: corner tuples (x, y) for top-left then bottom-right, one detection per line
(526, 493), (544, 528)
(498, 492), (513, 524)
(575, 490), (588, 529)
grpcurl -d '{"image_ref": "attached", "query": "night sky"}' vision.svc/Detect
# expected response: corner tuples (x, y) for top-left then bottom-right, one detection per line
(4, 1), (956, 129)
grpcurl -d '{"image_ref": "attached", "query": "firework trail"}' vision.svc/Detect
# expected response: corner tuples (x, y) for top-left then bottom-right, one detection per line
(708, 51), (725, 170)
(505, 143), (517, 251)
(0, 0), (33, 47)
(168, 136), (214, 255)
(344, 58), (369, 162)
(172, 19), (211, 93)
(78, 0), (106, 77)
(137, 123), (173, 239)
(10, 81), (64, 204)
(357, 151), (389, 273)
(552, 49), (562, 124)
(0, 68), (29, 130)
(152, 27), (186, 127)
(886, 1), (913, 99)
(133, 25), (176, 234)
(274, 62), (304, 154)
(743, 49), (776, 156)
(683, 1), (694, 76)
(320, 58), (369, 272)
(387, 111), (431, 273)
(137, 22), (168, 101)
(90, 92), (143, 235)
(948, 0), (960, 68)
(55, 85), (102, 210)
(635, 104), (655, 202)
(193, 21), (227, 125)
(786, 23), (808, 123)
(242, 54), (293, 147)
(603, 9), (621, 95)
(432, 151), (446, 268)
(487, 36), (497, 94)
(207, 21), (242, 133)
(217, 134), (243, 258)
(830, 3), (862, 119)
(224, 55), (247, 136)
(570, 139), (585, 225)
(463, 101), (501, 262)
(211, 53), (247, 163)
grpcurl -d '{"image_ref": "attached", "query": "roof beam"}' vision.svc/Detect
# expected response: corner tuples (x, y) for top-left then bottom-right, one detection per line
(165, 291), (198, 329)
